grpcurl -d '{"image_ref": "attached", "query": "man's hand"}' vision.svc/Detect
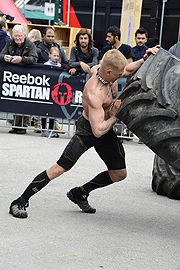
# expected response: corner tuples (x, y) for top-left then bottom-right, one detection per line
(144, 45), (160, 61)
(4, 55), (22, 63)
(109, 99), (122, 118)
(11, 56), (22, 63)
(69, 68), (77, 75)
(80, 62), (90, 73)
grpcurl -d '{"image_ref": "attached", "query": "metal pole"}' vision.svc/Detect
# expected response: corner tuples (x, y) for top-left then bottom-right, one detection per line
(159, 0), (167, 46)
(67, 0), (71, 26)
(91, 0), (96, 39)
(49, 0), (52, 26)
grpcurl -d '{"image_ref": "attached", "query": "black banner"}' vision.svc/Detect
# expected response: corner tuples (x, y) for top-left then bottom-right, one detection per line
(0, 62), (127, 120)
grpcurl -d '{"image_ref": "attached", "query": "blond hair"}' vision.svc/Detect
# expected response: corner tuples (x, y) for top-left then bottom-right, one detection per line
(101, 49), (128, 71)
(28, 29), (42, 41)
(49, 47), (62, 62)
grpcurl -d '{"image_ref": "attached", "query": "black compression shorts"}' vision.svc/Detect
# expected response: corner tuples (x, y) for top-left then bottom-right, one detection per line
(57, 115), (126, 171)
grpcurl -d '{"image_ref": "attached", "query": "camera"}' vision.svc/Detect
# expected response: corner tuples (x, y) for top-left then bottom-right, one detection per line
(4, 14), (15, 22)
(10, 56), (15, 62)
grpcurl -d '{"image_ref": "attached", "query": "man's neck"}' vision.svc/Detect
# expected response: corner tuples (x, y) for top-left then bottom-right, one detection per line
(97, 68), (110, 85)
(112, 40), (122, 50)
(44, 41), (52, 47)
(80, 46), (89, 53)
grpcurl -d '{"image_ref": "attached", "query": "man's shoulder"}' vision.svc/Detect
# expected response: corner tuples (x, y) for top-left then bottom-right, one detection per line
(121, 43), (131, 48)
(102, 45), (111, 51)
(53, 42), (63, 49)
(36, 41), (45, 48)
(91, 47), (99, 52)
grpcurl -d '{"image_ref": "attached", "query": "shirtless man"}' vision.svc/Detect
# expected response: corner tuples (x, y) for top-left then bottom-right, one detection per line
(9, 48), (158, 218)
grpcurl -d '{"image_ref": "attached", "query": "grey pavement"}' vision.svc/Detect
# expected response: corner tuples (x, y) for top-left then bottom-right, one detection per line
(0, 125), (179, 270)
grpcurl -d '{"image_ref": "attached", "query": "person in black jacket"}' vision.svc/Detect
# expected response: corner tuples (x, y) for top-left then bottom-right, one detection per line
(0, 18), (10, 52)
(68, 28), (99, 75)
(36, 27), (68, 65)
(0, 24), (38, 65)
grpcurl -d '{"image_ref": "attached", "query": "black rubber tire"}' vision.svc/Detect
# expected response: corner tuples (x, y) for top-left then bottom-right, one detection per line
(116, 48), (180, 170)
(152, 154), (180, 200)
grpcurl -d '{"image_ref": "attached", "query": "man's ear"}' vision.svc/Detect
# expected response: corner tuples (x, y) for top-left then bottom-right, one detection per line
(106, 68), (112, 75)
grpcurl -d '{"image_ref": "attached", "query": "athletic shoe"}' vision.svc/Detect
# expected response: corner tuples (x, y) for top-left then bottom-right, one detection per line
(41, 130), (50, 137)
(42, 131), (59, 138)
(9, 197), (29, 218)
(50, 131), (59, 138)
(66, 187), (96, 213)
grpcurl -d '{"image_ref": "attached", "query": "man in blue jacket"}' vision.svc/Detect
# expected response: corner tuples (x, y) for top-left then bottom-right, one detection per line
(132, 27), (149, 61)
(0, 19), (10, 52)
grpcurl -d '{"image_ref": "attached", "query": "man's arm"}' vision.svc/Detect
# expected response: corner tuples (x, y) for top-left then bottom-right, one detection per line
(127, 57), (133, 63)
(122, 46), (159, 77)
(87, 90), (121, 137)
(69, 46), (81, 68)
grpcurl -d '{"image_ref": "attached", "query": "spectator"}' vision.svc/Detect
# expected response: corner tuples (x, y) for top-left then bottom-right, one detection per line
(36, 27), (68, 65)
(132, 27), (149, 61)
(0, 17), (10, 52)
(168, 40), (180, 58)
(42, 47), (65, 138)
(68, 28), (99, 75)
(0, 24), (38, 134)
(98, 25), (134, 63)
(28, 29), (42, 47)
(132, 27), (148, 144)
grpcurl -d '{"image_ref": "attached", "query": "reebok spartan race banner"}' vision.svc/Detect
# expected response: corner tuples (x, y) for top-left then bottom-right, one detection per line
(0, 62), (87, 119)
(0, 62), (127, 120)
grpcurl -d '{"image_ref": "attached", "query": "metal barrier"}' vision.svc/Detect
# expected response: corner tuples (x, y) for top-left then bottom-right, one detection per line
(0, 112), (139, 141)
(0, 112), (77, 138)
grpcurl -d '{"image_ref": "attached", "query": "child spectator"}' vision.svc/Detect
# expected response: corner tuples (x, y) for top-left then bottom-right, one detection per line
(42, 47), (64, 138)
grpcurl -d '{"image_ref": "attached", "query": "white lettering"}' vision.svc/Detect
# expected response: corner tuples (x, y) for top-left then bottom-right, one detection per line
(3, 71), (12, 82)
(75, 90), (82, 104)
(42, 87), (50, 99)
(43, 75), (50, 86)
(20, 75), (27, 84)
(23, 85), (30, 98)
(15, 85), (23, 97)
(12, 74), (19, 83)
(2, 83), (9, 96)
(27, 73), (34, 85)
(30, 86), (36, 98)
(3, 71), (51, 86)
(35, 77), (42, 85)
(1, 83), (50, 100)
(9, 84), (17, 96)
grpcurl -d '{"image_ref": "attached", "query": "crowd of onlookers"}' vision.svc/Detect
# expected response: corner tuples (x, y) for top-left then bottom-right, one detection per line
(0, 15), (179, 137)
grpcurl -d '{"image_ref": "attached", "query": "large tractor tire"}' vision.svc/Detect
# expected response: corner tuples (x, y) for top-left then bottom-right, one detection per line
(152, 154), (180, 200)
(116, 48), (180, 170)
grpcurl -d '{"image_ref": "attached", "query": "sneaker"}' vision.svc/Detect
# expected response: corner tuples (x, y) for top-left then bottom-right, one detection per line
(55, 126), (65, 134)
(9, 128), (18, 133)
(50, 131), (59, 138)
(34, 125), (41, 133)
(66, 187), (96, 213)
(9, 197), (29, 218)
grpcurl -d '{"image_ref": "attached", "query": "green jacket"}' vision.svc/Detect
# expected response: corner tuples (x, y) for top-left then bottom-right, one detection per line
(0, 37), (38, 64)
